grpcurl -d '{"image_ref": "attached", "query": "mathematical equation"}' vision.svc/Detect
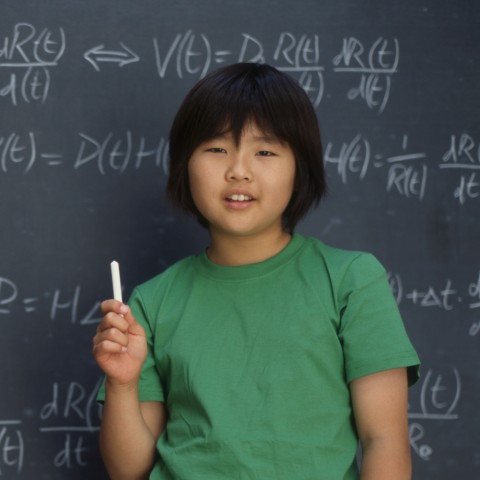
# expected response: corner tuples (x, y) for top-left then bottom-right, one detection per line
(408, 367), (461, 461)
(0, 23), (65, 105)
(0, 277), (100, 326)
(388, 270), (480, 337)
(0, 131), (169, 176)
(153, 31), (398, 112)
(325, 133), (480, 204)
(0, 378), (102, 474)
(1, 130), (478, 205)
(1, 23), (399, 113)
(0, 367), (465, 471)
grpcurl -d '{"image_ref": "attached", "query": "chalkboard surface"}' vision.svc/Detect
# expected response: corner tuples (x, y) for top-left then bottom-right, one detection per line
(1, 0), (479, 478)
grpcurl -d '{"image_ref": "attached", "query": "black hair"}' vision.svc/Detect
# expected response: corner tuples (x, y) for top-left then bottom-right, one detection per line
(167, 62), (326, 232)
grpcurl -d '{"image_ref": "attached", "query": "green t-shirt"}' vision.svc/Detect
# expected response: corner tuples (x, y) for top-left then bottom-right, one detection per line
(98, 233), (419, 479)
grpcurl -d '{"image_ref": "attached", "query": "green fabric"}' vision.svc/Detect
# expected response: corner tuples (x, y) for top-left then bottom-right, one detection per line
(98, 233), (420, 479)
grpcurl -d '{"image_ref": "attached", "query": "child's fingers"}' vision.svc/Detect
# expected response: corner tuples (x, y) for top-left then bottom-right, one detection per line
(97, 311), (129, 334)
(95, 300), (145, 350)
(93, 338), (127, 356)
(100, 299), (128, 316)
(122, 306), (145, 336)
(95, 303), (144, 347)
(94, 320), (129, 347)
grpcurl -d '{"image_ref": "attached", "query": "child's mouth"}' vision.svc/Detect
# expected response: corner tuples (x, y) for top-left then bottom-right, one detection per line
(226, 194), (254, 202)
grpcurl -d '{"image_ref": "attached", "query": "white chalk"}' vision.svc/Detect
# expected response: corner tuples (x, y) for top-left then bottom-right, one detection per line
(110, 261), (123, 302)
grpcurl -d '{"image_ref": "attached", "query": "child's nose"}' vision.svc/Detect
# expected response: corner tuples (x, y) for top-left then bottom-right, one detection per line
(225, 154), (252, 182)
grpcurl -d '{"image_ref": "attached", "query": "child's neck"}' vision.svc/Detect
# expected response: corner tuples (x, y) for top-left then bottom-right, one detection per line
(206, 230), (292, 267)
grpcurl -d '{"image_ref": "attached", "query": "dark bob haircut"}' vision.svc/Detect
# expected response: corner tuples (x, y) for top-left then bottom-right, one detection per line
(167, 62), (326, 232)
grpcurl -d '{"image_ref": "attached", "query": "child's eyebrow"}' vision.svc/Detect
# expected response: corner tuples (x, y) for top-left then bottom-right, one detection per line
(251, 134), (284, 145)
(204, 132), (284, 145)
(205, 132), (230, 141)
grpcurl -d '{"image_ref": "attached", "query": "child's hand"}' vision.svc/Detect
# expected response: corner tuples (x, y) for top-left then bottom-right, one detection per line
(92, 300), (147, 390)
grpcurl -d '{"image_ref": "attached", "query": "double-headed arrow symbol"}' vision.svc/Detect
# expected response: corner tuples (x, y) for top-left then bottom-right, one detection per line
(84, 43), (139, 71)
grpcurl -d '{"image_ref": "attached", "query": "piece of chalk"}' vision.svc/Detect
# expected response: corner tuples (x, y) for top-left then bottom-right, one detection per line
(110, 261), (123, 302)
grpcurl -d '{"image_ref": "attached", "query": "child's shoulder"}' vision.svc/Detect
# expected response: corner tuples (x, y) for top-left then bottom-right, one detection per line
(131, 254), (198, 299)
(299, 234), (387, 286)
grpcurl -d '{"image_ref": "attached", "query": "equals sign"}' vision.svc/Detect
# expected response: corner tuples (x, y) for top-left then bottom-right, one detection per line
(23, 297), (39, 313)
(374, 154), (384, 168)
(40, 153), (63, 166)
(214, 50), (232, 64)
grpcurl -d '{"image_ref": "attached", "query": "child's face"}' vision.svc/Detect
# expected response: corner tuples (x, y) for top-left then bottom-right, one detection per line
(188, 122), (296, 240)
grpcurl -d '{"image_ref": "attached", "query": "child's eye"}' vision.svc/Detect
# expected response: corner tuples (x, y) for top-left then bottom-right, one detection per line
(257, 150), (275, 157)
(206, 147), (226, 153)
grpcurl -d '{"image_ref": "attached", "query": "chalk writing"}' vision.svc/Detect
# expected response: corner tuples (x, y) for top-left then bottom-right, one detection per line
(333, 37), (399, 74)
(0, 25), (402, 112)
(409, 423), (433, 461)
(325, 134), (428, 201)
(3, 128), (477, 209)
(0, 277), (100, 325)
(153, 32), (400, 111)
(405, 279), (456, 311)
(268, 32), (325, 107)
(388, 272), (403, 305)
(0, 24), (405, 113)
(40, 379), (102, 469)
(333, 37), (399, 113)
(442, 134), (480, 204)
(408, 367), (461, 461)
(384, 134), (427, 201)
(153, 31), (325, 79)
(442, 133), (480, 167)
(0, 422), (24, 475)
(0, 23), (65, 66)
(323, 132), (480, 203)
(388, 271), (480, 336)
(409, 368), (461, 421)
(153, 29), (326, 104)
(0, 132), (169, 175)
(468, 272), (480, 336)
(0, 278), (17, 314)
(0, 132), (36, 173)
(53, 435), (88, 468)
(0, 23), (65, 105)
(40, 379), (102, 433)
(324, 132), (480, 203)
(324, 134), (370, 184)
(0, 377), (103, 474)
(0, 66), (51, 105)
(84, 43), (139, 71)
(153, 30), (211, 80)
(1, 127), (478, 211)
(75, 132), (169, 175)
(453, 172), (480, 204)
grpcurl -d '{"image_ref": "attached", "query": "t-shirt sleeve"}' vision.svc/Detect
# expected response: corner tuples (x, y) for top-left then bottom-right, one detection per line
(96, 287), (165, 403)
(338, 253), (420, 386)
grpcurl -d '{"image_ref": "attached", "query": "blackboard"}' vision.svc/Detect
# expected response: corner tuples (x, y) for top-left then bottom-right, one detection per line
(1, 0), (479, 478)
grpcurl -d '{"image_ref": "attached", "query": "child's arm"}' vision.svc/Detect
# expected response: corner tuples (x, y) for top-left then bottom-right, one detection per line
(350, 367), (411, 480)
(93, 300), (167, 479)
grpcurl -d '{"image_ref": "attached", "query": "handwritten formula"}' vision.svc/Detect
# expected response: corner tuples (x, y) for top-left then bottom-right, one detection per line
(389, 270), (480, 337)
(0, 23), (65, 105)
(0, 132), (169, 175)
(409, 367), (461, 461)
(1, 130), (478, 205)
(1, 24), (398, 113)
(0, 379), (102, 475)
(0, 277), (100, 325)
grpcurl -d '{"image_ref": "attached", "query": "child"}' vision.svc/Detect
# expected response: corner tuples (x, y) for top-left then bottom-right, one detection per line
(93, 63), (420, 480)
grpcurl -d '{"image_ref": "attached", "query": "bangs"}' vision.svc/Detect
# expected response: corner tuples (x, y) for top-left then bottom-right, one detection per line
(184, 64), (292, 147)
